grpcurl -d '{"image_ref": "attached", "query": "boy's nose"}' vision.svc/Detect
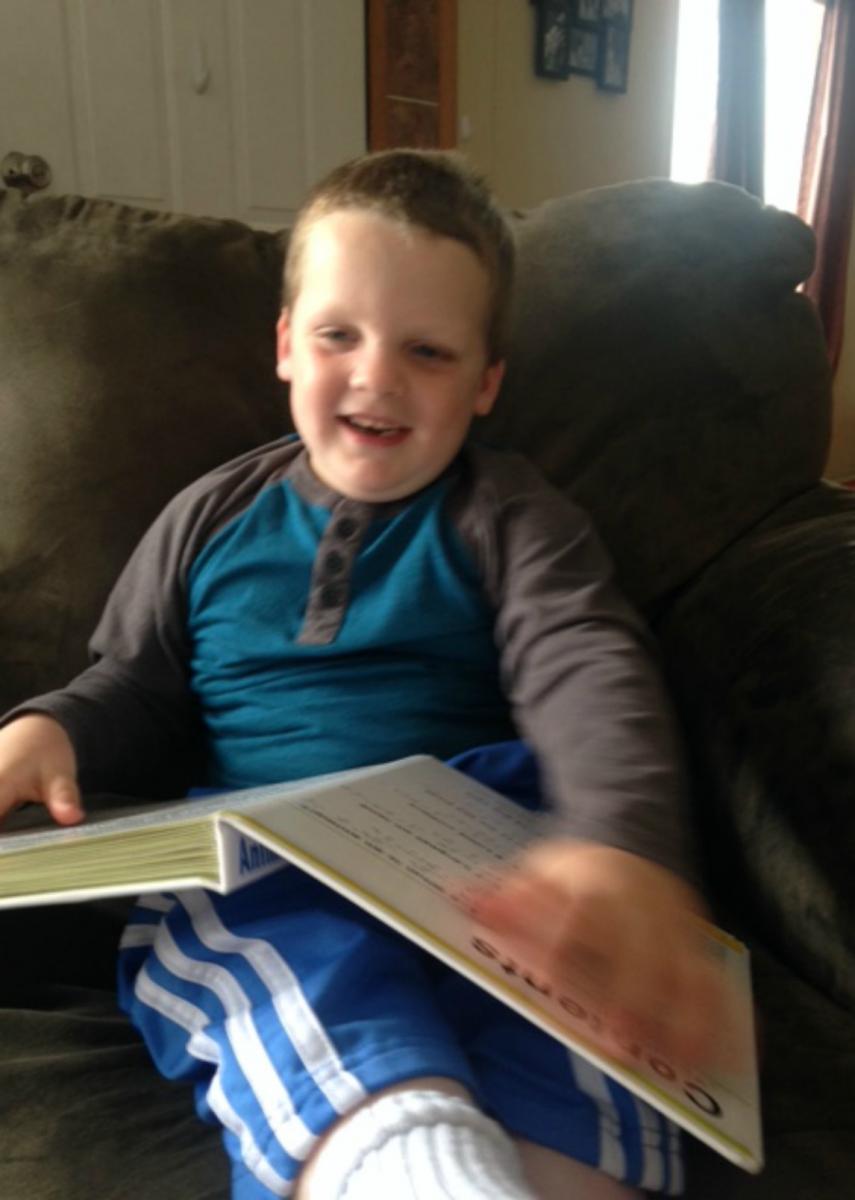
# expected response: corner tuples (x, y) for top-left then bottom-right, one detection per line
(351, 344), (404, 398)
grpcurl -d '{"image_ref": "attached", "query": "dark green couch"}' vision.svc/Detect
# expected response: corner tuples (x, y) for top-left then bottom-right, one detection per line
(1, 178), (852, 1198)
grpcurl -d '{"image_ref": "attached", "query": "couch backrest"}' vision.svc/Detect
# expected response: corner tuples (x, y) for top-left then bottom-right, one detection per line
(0, 192), (288, 708)
(0, 179), (832, 709)
(486, 179), (831, 606)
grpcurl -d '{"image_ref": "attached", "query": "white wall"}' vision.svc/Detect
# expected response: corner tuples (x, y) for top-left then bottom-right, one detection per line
(458, 0), (679, 207)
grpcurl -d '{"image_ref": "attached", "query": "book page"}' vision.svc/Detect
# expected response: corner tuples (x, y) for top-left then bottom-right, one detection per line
(228, 756), (763, 1172)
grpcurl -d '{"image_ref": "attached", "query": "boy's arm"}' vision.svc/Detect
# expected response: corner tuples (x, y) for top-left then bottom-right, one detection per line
(458, 447), (693, 878)
(1, 441), (305, 806)
(456, 449), (721, 1067)
(1, 491), (205, 801)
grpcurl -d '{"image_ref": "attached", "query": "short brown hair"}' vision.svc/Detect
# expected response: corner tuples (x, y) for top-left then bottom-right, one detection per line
(284, 149), (514, 363)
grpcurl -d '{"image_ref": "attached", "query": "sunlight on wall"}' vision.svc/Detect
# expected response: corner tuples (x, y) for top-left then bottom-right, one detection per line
(670, 0), (824, 214)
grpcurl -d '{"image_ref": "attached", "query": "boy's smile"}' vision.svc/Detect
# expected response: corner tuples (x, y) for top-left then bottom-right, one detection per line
(276, 210), (504, 502)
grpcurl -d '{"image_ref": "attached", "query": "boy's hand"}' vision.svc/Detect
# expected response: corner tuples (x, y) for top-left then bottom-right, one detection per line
(0, 714), (83, 827)
(458, 840), (726, 1072)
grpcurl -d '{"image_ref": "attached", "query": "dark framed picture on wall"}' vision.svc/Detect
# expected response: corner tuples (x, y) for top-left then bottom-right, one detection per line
(597, 0), (634, 93)
(567, 0), (599, 78)
(568, 29), (598, 77)
(574, 0), (601, 22)
(534, 0), (571, 80)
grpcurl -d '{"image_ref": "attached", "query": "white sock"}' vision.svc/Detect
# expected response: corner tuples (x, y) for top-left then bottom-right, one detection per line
(303, 1089), (537, 1200)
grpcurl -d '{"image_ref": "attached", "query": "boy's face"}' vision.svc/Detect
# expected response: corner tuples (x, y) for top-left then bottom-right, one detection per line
(276, 210), (504, 502)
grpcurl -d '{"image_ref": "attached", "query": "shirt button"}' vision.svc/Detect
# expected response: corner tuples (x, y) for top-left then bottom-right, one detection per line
(334, 517), (357, 540)
(325, 550), (345, 574)
(319, 583), (342, 609)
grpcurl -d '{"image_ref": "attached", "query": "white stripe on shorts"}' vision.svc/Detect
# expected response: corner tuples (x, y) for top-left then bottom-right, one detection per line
(135, 893), (176, 914)
(633, 1094), (666, 1191)
(134, 965), (292, 1196)
(567, 1053), (628, 1182)
(147, 914), (317, 1162)
(120, 924), (158, 950)
(206, 1072), (294, 1196)
(664, 1121), (684, 1194)
(179, 889), (368, 1114)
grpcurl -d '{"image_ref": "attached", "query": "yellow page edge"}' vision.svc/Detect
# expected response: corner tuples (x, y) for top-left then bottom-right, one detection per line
(0, 873), (225, 909)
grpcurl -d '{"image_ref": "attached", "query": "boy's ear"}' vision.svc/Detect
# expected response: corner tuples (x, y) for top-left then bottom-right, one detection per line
(275, 310), (292, 382)
(473, 359), (505, 417)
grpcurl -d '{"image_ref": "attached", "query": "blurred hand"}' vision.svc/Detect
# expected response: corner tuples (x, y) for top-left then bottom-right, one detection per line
(457, 839), (727, 1072)
(0, 714), (83, 827)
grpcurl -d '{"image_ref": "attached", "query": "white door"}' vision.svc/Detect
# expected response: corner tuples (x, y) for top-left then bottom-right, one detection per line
(0, 0), (366, 228)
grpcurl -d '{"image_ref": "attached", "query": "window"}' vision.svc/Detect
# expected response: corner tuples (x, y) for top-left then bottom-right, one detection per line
(670, 0), (825, 213)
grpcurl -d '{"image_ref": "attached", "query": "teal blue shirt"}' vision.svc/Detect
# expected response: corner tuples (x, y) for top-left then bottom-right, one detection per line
(187, 464), (513, 788)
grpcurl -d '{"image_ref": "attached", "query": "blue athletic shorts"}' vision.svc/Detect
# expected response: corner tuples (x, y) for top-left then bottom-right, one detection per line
(117, 744), (683, 1198)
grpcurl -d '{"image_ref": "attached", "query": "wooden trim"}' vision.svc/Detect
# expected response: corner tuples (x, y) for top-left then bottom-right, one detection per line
(437, 0), (458, 149)
(366, 0), (457, 152)
(367, 0), (389, 152)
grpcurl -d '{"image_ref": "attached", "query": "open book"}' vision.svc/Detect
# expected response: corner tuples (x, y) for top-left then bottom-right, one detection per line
(0, 754), (762, 1173)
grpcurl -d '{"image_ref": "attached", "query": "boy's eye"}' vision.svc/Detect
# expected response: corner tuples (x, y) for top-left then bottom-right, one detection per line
(316, 327), (354, 347)
(410, 342), (452, 362)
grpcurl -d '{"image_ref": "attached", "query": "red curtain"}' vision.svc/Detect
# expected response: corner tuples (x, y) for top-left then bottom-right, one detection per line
(798, 0), (855, 372)
(712, 0), (766, 199)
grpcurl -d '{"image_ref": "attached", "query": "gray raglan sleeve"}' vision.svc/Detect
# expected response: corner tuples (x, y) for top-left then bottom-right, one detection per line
(3, 440), (301, 797)
(457, 448), (696, 882)
(3, 494), (207, 798)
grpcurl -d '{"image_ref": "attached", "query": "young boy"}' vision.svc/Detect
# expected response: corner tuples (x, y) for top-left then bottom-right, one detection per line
(0, 151), (718, 1200)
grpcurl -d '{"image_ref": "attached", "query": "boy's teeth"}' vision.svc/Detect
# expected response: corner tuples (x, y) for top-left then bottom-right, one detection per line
(347, 416), (401, 434)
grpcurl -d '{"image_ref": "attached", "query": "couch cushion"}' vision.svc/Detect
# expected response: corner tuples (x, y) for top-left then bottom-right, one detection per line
(0, 191), (289, 710)
(487, 179), (832, 607)
(0, 981), (229, 1200)
(657, 482), (855, 1010)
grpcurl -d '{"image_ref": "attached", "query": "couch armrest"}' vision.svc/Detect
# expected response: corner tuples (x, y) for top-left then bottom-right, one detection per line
(657, 483), (855, 1010)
